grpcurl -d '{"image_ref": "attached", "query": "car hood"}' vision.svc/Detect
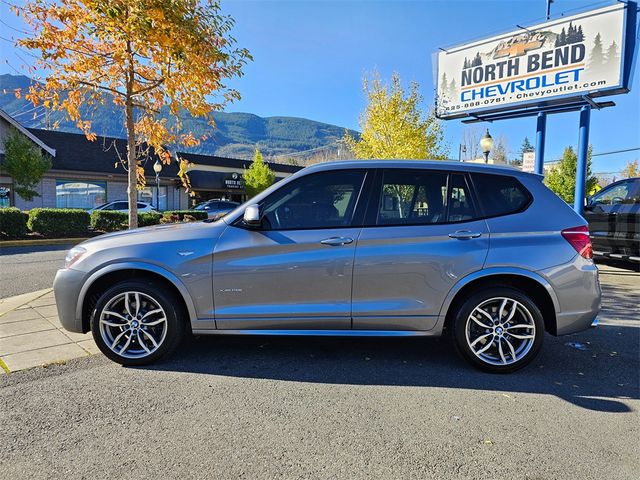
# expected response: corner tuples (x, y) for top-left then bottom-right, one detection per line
(79, 220), (226, 251)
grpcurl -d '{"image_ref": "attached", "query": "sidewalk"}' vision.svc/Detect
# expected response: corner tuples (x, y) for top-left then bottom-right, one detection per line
(0, 289), (98, 373)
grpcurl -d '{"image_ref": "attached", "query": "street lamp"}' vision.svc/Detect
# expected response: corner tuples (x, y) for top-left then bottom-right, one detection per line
(153, 160), (162, 210)
(480, 129), (494, 164)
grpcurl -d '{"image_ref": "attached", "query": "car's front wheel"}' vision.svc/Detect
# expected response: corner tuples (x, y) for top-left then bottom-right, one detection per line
(452, 287), (545, 373)
(90, 280), (185, 366)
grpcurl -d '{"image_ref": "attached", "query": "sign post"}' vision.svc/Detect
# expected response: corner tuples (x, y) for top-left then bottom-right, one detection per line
(535, 112), (546, 175)
(574, 105), (591, 214)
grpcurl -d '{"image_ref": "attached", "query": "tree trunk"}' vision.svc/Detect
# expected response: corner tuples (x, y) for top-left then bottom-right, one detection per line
(125, 40), (138, 229)
(126, 99), (138, 229)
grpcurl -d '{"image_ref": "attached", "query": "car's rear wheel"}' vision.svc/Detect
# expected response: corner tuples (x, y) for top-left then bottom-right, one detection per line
(452, 287), (544, 373)
(90, 280), (185, 366)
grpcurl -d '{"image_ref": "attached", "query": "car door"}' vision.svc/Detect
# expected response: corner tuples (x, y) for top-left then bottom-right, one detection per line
(352, 169), (489, 331)
(213, 169), (369, 330)
(585, 180), (633, 255)
(614, 180), (640, 257)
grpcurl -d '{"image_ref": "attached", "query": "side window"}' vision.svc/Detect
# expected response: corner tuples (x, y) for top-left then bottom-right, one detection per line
(137, 203), (147, 209)
(377, 170), (448, 225)
(448, 174), (475, 222)
(591, 182), (632, 205)
(471, 173), (531, 217)
(260, 170), (366, 230)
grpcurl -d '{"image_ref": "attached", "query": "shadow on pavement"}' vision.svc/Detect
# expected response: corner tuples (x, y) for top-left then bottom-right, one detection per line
(143, 320), (638, 414)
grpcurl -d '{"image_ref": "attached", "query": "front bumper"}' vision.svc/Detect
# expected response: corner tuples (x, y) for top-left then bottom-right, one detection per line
(53, 268), (87, 333)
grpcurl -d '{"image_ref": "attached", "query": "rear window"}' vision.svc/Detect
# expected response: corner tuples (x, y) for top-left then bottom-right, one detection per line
(471, 173), (531, 217)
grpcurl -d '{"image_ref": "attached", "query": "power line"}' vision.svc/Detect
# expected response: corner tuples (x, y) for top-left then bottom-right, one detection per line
(592, 147), (640, 157)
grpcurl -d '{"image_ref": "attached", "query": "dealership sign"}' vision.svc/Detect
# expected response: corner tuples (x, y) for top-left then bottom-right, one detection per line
(224, 172), (243, 189)
(436, 3), (636, 119)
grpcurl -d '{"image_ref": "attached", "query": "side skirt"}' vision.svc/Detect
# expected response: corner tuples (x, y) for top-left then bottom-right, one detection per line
(192, 329), (439, 337)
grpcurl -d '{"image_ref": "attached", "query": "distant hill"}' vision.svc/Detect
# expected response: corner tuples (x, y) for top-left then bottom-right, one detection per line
(0, 74), (357, 162)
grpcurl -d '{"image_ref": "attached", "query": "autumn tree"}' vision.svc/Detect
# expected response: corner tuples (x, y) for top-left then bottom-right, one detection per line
(621, 159), (639, 178)
(3, 127), (52, 200)
(243, 148), (275, 198)
(344, 72), (448, 160)
(545, 146), (598, 204)
(15, 0), (250, 228)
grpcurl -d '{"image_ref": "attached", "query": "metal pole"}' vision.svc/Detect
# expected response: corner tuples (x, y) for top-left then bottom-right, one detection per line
(535, 112), (546, 175)
(574, 106), (591, 215)
(156, 175), (160, 210)
(546, 0), (552, 20)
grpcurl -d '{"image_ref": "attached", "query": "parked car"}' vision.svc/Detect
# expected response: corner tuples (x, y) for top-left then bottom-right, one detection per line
(193, 199), (240, 219)
(54, 161), (601, 373)
(88, 201), (157, 214)
(584, 177), (640, 264)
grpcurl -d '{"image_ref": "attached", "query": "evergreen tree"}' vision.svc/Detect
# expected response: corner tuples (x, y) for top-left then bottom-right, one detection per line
(559, 27), (567, 47)
(3, 127), (52, 200)
(440, 73), (448, 97)
(576, 25), (585, 42)
(448, 79), (457, 101)
(605, 41), (619, 67)
(243, 148), (275, 198)
(590, 33), (605, 69)
(545, 146), (598, 204)
(567, 23), (575, 43)
(519, 137), (535, 156)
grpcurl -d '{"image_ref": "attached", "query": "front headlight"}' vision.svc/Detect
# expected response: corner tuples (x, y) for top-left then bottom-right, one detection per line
(64, 246), (87, 268)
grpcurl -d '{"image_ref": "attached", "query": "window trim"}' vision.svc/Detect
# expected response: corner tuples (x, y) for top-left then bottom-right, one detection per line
(232, 169), (371, 232)
(363, 168), (480, 228)
(467, 172), (533, 220)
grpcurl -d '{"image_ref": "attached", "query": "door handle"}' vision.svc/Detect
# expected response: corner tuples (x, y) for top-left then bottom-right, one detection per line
(320, 237), (354, 246)
(448, 230), (482, 240)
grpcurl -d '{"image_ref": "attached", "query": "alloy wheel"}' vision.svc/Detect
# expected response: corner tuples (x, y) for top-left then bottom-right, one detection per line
(98, 291), (168, 359)
(465, 296), (536, 366)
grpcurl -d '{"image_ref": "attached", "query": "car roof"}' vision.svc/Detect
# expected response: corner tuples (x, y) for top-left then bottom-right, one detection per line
(303, 159), (542, 179)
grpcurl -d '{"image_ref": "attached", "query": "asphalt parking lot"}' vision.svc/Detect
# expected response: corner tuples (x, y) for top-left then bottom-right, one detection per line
(0, 261), (638, 479)
(0, 245), (71, 299)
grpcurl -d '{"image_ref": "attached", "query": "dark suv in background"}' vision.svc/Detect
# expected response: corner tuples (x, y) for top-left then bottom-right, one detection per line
(584, 177), (640, 265)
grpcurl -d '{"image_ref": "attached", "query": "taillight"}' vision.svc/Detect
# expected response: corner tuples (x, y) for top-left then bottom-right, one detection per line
(561, 225), (593, 259)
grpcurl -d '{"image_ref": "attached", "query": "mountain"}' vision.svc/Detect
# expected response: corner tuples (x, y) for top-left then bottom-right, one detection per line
(0, 74), (357, 162)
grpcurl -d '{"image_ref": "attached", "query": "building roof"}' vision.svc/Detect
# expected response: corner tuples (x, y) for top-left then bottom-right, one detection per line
(27, 128), (301, 177)
(0, 109), (56, 156)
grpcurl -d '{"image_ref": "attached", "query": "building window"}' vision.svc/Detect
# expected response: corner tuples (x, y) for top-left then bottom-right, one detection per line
(0, 184), (12, 207)
(138, 186), (167, 211)
(56, 180), (106, 209)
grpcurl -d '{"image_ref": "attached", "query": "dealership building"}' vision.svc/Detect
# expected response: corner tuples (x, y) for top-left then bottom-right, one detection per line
(0, 109), (299, 211)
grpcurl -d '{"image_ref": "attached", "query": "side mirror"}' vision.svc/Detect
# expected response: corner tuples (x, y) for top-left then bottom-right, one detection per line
(243, 204), (261, 227)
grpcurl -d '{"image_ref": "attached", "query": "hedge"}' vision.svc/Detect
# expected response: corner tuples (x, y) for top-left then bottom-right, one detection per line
(90, 211), (127, 232)
(91, 211), (163, 232)
(162, 210), (208, 221)
(138, 212), (162, 227)
(27, 208), (90, 237)
(0, 207), (28, 238)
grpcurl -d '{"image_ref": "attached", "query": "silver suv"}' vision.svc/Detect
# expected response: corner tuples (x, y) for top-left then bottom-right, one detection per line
(54, 161), (601, 373)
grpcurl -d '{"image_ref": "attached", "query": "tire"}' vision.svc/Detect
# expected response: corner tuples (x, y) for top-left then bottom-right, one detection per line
(452, 287), (545, 373)
(90, 280), (185, 366)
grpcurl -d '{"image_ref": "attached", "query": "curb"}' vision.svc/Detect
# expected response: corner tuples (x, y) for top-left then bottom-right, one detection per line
(0, 238), (88, 248)
(0, 288), (53, 316)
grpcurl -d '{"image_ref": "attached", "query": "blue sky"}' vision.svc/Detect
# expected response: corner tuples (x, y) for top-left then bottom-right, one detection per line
(1, 0), (638, 173)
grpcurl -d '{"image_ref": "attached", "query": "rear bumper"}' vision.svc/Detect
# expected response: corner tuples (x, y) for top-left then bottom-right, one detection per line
(538, 256), (601, 336)
(53, 268), (87, 333)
